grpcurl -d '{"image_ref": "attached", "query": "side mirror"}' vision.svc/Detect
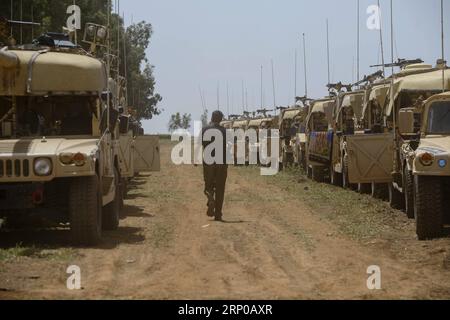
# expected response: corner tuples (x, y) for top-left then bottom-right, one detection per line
(101, 91), (113, 103)
(398, 109), (416, 135)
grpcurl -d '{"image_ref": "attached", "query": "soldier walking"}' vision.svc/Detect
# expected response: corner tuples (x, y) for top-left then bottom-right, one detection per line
(200, 111), (228, 222)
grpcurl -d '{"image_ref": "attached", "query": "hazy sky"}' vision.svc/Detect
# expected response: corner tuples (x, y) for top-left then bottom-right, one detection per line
(121, 0), (448, 134)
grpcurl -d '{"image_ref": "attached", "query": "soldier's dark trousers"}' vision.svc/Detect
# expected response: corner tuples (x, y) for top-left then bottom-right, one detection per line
(203, 164), (228, 218)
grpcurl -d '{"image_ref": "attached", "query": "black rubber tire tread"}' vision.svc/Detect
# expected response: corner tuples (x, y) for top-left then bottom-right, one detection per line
(414, 176), (443, 240)
(69, 175), (102, 246)
(403, 166), (415, 219)
(389, 183), (405, 210)
(102, 168), (121, 231)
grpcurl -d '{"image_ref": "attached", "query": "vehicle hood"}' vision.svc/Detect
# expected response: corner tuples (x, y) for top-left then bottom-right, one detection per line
(0, 138), (100, 156)
(417, 136), (450, 154)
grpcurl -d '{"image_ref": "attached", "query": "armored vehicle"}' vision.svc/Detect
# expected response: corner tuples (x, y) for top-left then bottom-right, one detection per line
(398, 91), (450, 239)
(329, 90), (366, 189)
(232, 118), (250, 165)
(347, 63), (450, 215)
(279, 107), (303, 169)
(0, 33), (131, 245)
(304, 97), (335, 181)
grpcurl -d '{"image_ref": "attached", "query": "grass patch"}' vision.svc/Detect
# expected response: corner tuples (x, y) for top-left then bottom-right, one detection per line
(255, 166), (408, 241)
(0, 244), (76, 262)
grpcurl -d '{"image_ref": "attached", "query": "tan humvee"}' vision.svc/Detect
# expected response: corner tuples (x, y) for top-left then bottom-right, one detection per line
(304, 98), (335, 181)
(329, 90), (366, 189)
(0, 37), (157, 244)
(232, 119), (249, 165)
(398, 91), (450, 239)
(279, 108), (302, 169)
(347, 64), (450, 216)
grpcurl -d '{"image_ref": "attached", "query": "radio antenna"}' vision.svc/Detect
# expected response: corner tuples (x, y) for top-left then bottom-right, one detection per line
(271, 59), (276, 109)
(441, 0), (446, 93)
(326, 20), (330, 84)
(377, 0), (386, 77)
(302, 33), (308, 98)
(356, 0), (360, 81)
(260, 65), (264, 109)
(294, 49), (298, 104)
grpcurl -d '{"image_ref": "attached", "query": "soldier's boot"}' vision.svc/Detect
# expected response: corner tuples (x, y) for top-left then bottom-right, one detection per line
(204, 190), (215, 217)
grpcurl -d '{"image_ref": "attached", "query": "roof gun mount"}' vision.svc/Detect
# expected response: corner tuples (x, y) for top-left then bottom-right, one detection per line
(327, 82), (353, 96)
(370, 58), (424, 70)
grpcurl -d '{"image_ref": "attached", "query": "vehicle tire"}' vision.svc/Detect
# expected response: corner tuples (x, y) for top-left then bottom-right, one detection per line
(389, 183), (405, 210)
(312, 166), (324, 183)
(371, 183), (388, 200)
(306, 165), (313, 179)
(358, 183), (371, 194)
(119, 178), (126, 218)
(342, 155), (357, 190)
(69, 175), (102, 246)
(414, 176), (443, 240)
(403, 166), (415, 219)
(102, 167), (121, 230)
(330, 167), (342, 187)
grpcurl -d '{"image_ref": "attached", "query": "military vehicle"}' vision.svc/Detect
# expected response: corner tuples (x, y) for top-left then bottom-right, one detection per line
(328, 88), (366, 189)
(398, 89), (450, 239)
(247, 117), (266, 165)
(258, 116), (279, 167)
(278, 107), (303, 169)
(359, 81), (391, 199)
(232, 118), (250, 165)
(220, 119), (234, 129)
(347, 62), (450, 216)
(304, 97), (335, 181)
(0, 28), (156, 245)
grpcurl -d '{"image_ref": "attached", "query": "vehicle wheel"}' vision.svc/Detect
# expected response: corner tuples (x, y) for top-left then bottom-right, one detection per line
(414, 176), (443, 240)
(306, 165), (313, 179)
(371, 183), (388, 200)
(330, 167), (342, 187)
(69, 175), (102, 245)
(102, 167), (122, 230)
(389, 183), (405, 210)
(312, 166), (324, 183)
(403, 166), (415, 219)
(403, 166), (414, 219)
(342, 155), (357, 190)
(358, 183), (371, 194)
(119, 178), (126, 218)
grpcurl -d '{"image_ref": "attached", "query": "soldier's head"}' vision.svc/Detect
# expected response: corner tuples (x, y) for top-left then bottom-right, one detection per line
(211, 110), (224, 124)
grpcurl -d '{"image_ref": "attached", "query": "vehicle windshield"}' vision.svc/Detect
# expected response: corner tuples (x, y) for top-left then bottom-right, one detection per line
(311, 113), (329, 132)
(427, 101), (450, 134)
(0, 95), (98, 138)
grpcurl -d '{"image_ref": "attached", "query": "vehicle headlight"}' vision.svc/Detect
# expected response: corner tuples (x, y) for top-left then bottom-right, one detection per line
(34, 158), (53, 176)
(419, 153), (434, 167)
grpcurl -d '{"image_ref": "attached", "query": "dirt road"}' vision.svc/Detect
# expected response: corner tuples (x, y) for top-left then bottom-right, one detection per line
(1, 140), (450, 299)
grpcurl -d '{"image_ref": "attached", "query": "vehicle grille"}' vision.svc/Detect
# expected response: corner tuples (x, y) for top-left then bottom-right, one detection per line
(0, 159), (31, 178)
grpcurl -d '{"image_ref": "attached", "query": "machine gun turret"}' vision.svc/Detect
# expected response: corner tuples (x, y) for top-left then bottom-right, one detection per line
(256, 109), (274, 118)
(370, 58), (424, 70)
(352, 70), (384, 89)
(327, 82), (352, 95)
(295, 95), (314, 106)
